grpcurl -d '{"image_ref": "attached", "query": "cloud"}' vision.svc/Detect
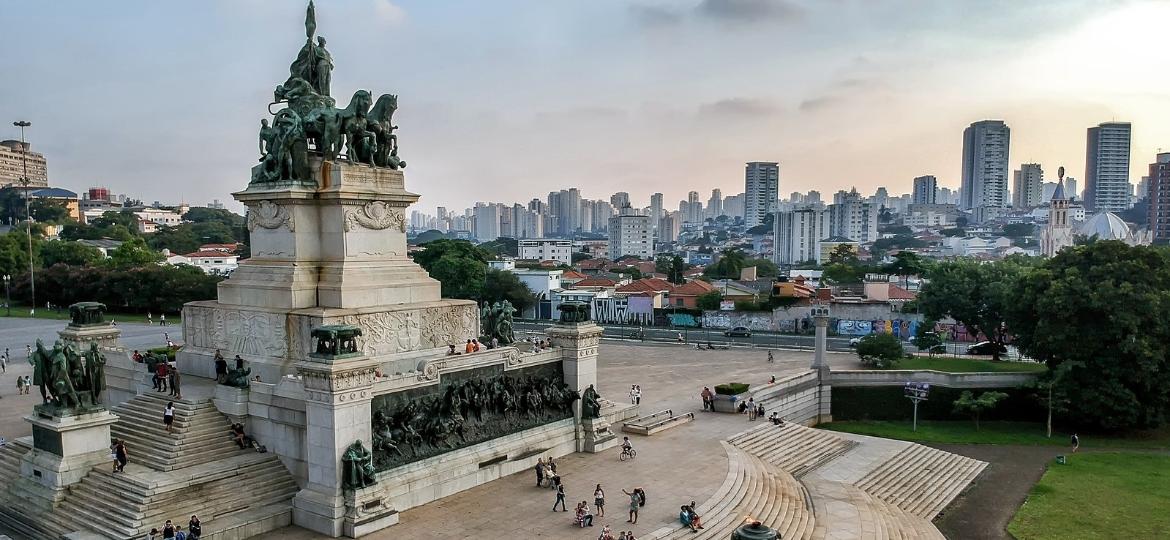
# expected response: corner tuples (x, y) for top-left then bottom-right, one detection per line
(628, 4), (685, 27)
(696, 0), (803, 22)
(699, 97), (780, 117)
(798, 95), (841, 112)
(372, 0), (406, 25)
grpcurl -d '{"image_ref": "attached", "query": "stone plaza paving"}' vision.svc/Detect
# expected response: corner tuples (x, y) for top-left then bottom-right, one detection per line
(262, 339), (865, 539)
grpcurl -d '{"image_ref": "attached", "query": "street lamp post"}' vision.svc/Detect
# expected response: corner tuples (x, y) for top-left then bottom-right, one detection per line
(3, 275), (9, 316)
(12, 121), (35, 315)
(904, 381), (931, 432)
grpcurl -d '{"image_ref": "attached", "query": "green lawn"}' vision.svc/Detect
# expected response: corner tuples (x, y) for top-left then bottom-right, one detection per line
(1008, 452), (1170, 539)
(895, 356), (1048, 373)
(0, 305), (180, 324)
(821, 420), (1170, 450)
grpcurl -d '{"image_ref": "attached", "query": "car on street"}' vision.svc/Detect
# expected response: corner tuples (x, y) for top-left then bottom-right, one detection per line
(849, 337), (863, 347)
(966, 341), (1008, 356)
(724, 326), (752, 337)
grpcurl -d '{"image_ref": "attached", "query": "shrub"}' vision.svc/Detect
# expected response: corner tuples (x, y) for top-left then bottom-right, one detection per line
(856, 333), (906, 368)
(714, 383), (750, 395)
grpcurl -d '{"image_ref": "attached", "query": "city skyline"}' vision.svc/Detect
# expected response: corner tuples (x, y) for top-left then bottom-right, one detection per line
(3, 1), (1170, 212)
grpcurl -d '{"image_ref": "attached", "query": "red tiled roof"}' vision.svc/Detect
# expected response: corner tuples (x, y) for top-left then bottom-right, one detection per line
(888, 284), (917, 300)
(561, 270), (588, 280)
(616, 278), (674, 294)
(671, 279), (717, 296)
(572, 277), (617, 288)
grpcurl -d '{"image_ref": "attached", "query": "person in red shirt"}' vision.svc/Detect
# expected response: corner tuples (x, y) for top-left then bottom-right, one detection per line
(156, 361), (168, 393)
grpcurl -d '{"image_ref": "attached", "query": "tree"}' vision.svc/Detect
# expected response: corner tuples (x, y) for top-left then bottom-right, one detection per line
(413, 229), (446, 245)
(952, 391), (1008, 431)
(656, 255), (688, 284)
(29, 199), (72, 224)
(855, 333), (905, 368)
(911, 325), (944, 357)
(147, 225), (201, 255)
(918, 259), (1026, 361)
(696, 291), (723, 311)
(1006, 241), (1170, 430)
(940, 227), (966, 237)
(744, 258), (778, 278)
(571, 252), (593, 264)
(479, 237), (518, 258)
(881, 225), (914, 236)
(0, 233), (31, 278)
(883, 251), (930, 281)
(40, 240), (102, 268)
(1002, 223), (1035, 238)
(411, 239), (490, 300)
(106, 237), (163, 268)
(481, 269), (535, 314)
(704, 248), (749, 279)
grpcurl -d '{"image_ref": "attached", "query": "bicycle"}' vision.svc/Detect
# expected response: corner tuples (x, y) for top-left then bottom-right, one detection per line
(619, 447), (637, 461)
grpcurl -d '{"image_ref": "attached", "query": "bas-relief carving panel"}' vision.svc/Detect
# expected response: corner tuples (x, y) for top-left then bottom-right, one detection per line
(339, 304), (478, 356)
(184, 305), (289, 358)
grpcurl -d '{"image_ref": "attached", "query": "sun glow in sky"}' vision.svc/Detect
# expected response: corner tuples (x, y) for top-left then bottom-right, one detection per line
(2, 0), (1168, 212)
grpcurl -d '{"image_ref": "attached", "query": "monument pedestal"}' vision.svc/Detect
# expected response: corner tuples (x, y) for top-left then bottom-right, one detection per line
(58, 323), (122, 352)
(343, 485), (399, 537)
(581, 417), (618, 453)
(547, 320), (606, 451)
(20, 410), (117, 506)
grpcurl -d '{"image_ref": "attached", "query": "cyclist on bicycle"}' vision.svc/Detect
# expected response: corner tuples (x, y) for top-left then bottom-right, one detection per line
(621, 436), (633, 454)
(767, 350), (774, 363)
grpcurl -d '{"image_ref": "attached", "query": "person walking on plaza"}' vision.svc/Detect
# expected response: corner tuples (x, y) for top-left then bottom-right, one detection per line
(1, 348), (7, 373)
(20, 375), (30, 394)
(160, 313), (167, 327)
(1071, 433), (1080, 453)
(767, 350), (774, 363)
(214, 350), (227, 383)
(700, 386), (713, 411)
(147, 312), (153, 326)
(535, 458), (545, 487)
(634, 385), (641, 405)
(594, 483), (606, 517)
(169, 363), (182, 399)
(163, 401), (176, 433)
(155, 360), (168, 393)
(114, 439), (128, 472)
(629, 385), (637, 405)
(553, 482), (568, 511)
(622, 487), (643, 524)
(16, 375), (25, 395)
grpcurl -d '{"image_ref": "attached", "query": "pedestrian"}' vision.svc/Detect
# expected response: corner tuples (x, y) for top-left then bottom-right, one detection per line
(629, 385), (637, 405)
(1071, 433), (1080, 453)
(187, 515), (202, 540)
(169, 363), (182, 399)
(214, 350), (228, 384)
(553, 482), (567, 511)
(146, 528), (160, 540)
(16, 375), (25, 395)
(599, 525), (614, 540)
(133, 350), (144, 363)
(25, 344), (31, 359)
(746, 397), (756, 420)
(147, 312), (153, 326)
(594, 483), (606, 517)
(155, 360), (168, 393)
(164, 401), (176, 433)
(634, 385), (641, 405)
(160, 314), (167, 327)
(164, 332), (170, 343)
(114, 439), (128, 472)
(767, 350), (774, 363)
(1, 348), (8, 373)
(162, 519), (175, 539)
(234, 355), (245, 370)
(535, 457), (545, 487)
(622, 487), (643, 524)
(21, 375), (30, 394)
(109, 439), (121, 472)
(700, 387), (713, 411)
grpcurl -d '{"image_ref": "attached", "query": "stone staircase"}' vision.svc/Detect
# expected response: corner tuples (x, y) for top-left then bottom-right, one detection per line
(648, 442), (816, 540)
(855, 443), (988, 519)
(806, 478), (944, 540)
(0, 395), (299, 540)
(110, 393), (241, 471)
(729, 423), (859, 478)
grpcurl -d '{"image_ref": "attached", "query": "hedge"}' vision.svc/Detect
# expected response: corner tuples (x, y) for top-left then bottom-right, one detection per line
(715, 383), (750, 396)
(831, 385), (1045, 422)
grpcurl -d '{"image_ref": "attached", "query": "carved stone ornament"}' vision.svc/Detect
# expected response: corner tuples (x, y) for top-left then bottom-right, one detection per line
(343, 201), (406, 232)
(247, 200), (295, 232)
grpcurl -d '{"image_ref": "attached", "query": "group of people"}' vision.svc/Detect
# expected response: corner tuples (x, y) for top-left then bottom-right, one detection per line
(535, 455), (646, 537)
(594, 524), (638, 540)
(738, 397), (767, 420)
(679, 500), (705, 531)
(627, 385), (642, 405)
(143, 515), (201, 539)
(212, 349), (246, 384)
(145, 312), (169, 326)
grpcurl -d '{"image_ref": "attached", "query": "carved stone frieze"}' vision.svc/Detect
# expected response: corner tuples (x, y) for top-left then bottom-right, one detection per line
(247, 200), (295, 232)
(343, 201), (406, 233)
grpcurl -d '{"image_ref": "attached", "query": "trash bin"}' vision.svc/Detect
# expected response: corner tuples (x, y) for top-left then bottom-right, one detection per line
(1055, 455), (1066, 465)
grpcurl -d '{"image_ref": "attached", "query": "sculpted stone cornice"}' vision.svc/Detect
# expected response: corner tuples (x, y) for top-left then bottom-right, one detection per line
(247, 200), (295, 232)
(343, 201), (406, 233)
(297, 359), (380, 404)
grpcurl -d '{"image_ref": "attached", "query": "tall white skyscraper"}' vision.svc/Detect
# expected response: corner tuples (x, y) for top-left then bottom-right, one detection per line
(1012, 164), (1044, 208)
(610, 192), (630, 210)
(723, 193), (745, 218)
(649, 192), (663, 221)
(828, 189), (877, 243)
(774, 208), (830, 265)
(912, 175), (937, 205)
(608, 206), (653, 260)
(473, 203), (500, 242)
(1084, 122), (1131, 213)
(708, 189), (723, 218)
(1065, 177), (1078, 200)
(961, 120), (1011, 213)
(744, 162), (779, 227)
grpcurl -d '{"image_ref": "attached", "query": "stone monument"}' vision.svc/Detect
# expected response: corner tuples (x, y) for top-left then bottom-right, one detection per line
(546, 302), (617, 452)
(58, 302), (121, 352)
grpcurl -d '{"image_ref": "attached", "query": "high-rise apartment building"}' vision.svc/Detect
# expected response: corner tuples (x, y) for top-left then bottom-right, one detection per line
(1012, 163), (1044, 208)
(649, 193), (663, 221)
(473, 203), (500, 242)
(961, 120), (1011, 216)
(608, 206), (653, 260)
(1148, 153), (1170, 243)
(610, 192), (630, 210)
(592, 200), (614, 232)
(744, 162), (779, 227)
(723, 193), (745, 218)
(806, 190), (822, 206)
(828, 188), (877, 243)
(657, 213), (680, 243)
(708, 189), (723, 218)
(912, 176), (937, 205)
(774, 208), (830, 265)
(1084, 122), (1132, 213)
(0, 140), (49, 188)
(1065, 177), (1079, 201)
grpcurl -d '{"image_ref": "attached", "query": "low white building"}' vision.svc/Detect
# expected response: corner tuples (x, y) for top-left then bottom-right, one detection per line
(511, 269), (562, 319)
(182, 249), (239, 275)
(518, 238), (573, 265)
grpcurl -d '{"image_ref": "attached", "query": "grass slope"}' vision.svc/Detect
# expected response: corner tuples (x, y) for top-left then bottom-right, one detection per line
(821, 420), (1170, 449)
(1008, 452), (1170, 539)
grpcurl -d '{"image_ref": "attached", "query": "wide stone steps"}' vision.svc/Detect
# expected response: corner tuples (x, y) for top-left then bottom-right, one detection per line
(808, 480), (944, 540)
(53, 452), (298, 540)
(649, 442), (815, 540)
(855, 443), (987, 520)
(729, 423), (859, 478)
(110, 394), (241, 472)
(0, 439), (76, 540)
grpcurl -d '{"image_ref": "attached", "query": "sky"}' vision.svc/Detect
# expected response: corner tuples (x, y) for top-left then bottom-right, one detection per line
(3, 0), (1169, 214)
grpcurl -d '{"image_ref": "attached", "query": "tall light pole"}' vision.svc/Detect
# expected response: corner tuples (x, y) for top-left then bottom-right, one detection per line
(2, 275), (9, 316)
(13, 121), (35, 315)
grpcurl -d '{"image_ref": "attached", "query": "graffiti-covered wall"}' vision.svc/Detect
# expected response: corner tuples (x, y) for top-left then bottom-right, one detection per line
(591, 296), (653, 326)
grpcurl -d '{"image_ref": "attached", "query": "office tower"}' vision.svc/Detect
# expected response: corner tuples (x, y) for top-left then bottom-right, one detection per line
(1012, 164), (1044, 208)
(708, 189), (723, 218)
(579, 200), (594, 233)
(473, 203), (500, 242)
(436, 206), (448, 221)
(1148, 153), (1170, 243)
(0, 140), (49, 187)
(658, 213), (680, 243)
(806, 190), (822, 206)
(608, 205), (653, 260)
(649, 192), (664, 222)
(912, 176), (938, 205)
(1137, 176), (1151, 202)
(961, 120), (1011, 214)
(744, 162), (780, 227)
(1085, 122), (1132, 212)
(828, 188), (877, 243)
(873, 187), (890, 210)
(1065, 177), (1078, 201)
(610, 192), (630, 210)
(774, 208), (830, 265)
(592, 200), (614, 231)
(723, 193), (745, 218)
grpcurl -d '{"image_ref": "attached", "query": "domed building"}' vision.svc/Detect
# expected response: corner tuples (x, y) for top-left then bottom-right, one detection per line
(1079, 212), (1153, 245)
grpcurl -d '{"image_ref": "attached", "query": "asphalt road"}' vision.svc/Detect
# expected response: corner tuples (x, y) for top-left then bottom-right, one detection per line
(514, 320), (857, 351)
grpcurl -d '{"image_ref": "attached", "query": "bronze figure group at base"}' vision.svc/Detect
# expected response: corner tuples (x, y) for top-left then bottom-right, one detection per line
(30, 339), (107, 415)
(254, 0), (405, 185)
